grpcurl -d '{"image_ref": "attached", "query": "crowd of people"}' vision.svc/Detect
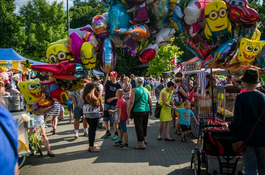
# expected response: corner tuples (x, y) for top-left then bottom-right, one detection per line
(1, 69), (265, 175)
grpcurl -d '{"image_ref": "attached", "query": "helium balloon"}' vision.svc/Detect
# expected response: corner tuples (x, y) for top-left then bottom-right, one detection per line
(225, 0), (259, 26)
(99, 38), (116, 74)
(19, 78), (42, 111)
(152, 0), (169, 29)
(114, 24), (151, 41)
(102, 0), (117, 5)
(184, 0), (201, 25)
(67, 32), (83, 64)
(46, 44), (74, 64)
(204, 0), (232, 44)
(127, 1), (148, 25)
(31, 97), (54, 116)
(80, 42), (97, 75)
(108, 2), (132, 35)
(92, 15), (108, 39)
(41, 80), (69, 103)
(169, 6), (183, 33)
(83, 32), (100, 51)
(237, 38), (265, 64)
(189, 21), (200, 37)
(29, 60), (87, 80)
(253, 43), (265, 68)
(221, 62), (264, 77)
(68, 24), (94, 38)
(139, 43), (159, 62)
(102, 12), (109, 22)
(155, 28), (175, 47)
(57, 79), (86, 92)
(124, 37), (138, 57)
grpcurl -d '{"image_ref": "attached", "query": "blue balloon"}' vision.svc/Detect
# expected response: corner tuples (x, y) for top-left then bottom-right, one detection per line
(108, 2), (132, 35)
(214, 39), (237, 65)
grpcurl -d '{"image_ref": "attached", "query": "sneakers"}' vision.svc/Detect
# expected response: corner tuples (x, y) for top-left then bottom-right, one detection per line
(101, 133), (111, 139)
(112, 134), (118, 140)
(119, 144), (129, 150)
(74, 133), (79, 139)
(174, 131), (181, 135)
(114, 141), (123, 146)
(84, 132), (88, 137)
(171, 124), (175, 128)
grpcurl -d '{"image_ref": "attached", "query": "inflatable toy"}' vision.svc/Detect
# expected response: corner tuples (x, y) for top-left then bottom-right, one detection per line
(139, 43), (159, 62)
(184, 0), (201, 25)
(127, 1), (149, 25)
(155, 28), (175, 47)
(46, 44), (74, 64)
(92, 15), (108, 38)
(114, 24), (151, 41)
(68, 24), (94, 38)
(67, 32), (83, 64)
(57, 79), (86, 92)
(152, 0), (169, 29)
(41, 80), (69, 103)
(99, 38), (116, 74)
(80, 42), (97, 75)
(31, 97), (54, 116)
(83, 32), (100, 51)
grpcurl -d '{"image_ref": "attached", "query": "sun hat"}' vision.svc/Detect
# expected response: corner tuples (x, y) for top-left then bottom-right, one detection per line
(109, 71), (118, 77)
(241, 68), (259, 83)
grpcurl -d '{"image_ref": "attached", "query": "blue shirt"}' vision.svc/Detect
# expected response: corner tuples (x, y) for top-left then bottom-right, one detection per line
(0, 105), (18, 175)
(131, 80), (136, 89)
(177, 108), (194, 126)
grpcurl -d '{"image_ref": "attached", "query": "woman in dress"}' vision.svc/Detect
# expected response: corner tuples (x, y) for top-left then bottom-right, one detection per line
(128, 77), (152, 149)
(121, 76), (131, 109)
(158, 81), (177, 141)
(82, 75), (103, 152)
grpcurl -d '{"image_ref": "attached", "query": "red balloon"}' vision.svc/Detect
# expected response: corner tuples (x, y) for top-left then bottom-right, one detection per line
(139, 49), (157, 63)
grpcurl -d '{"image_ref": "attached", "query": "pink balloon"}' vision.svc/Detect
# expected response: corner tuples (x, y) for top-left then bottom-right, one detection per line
(67, 32), (83, 64)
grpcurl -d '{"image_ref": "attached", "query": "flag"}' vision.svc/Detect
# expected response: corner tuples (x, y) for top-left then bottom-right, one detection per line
(171, 53), (177, 65)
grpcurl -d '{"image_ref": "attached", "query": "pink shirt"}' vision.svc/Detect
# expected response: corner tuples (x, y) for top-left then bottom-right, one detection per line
(117, 97), (128, 121)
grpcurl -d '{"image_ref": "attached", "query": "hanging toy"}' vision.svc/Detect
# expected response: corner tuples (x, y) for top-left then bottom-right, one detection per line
(66, 32), (83, 64)
(114, 24), (151, 41)
(99, 38), (116, 75)
(92, 15), (109, 39)
(46, 44), (74, 64)
(80, 42), (97, 75)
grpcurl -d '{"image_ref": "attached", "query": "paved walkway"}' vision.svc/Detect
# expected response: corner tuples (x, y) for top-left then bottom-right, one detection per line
(19, 99), (201, 175)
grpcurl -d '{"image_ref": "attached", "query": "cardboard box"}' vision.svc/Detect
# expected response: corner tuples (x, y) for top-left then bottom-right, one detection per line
(195, 107), (210, 114)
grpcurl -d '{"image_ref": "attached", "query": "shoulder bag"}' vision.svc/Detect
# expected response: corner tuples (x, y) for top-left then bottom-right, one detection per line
(155, 91), (172, 119)
(232, 107), (265, 153)
(130, 89), (145, 119)
(85, 85), (100, 108)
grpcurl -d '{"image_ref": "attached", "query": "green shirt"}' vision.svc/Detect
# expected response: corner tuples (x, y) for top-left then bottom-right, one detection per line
(133, 87), (150, 112)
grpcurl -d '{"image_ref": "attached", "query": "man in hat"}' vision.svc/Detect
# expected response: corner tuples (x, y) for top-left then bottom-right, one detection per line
(102, 71), (121, 140)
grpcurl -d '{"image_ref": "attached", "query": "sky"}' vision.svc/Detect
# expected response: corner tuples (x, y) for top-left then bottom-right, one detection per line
(14, 0), (75, 13)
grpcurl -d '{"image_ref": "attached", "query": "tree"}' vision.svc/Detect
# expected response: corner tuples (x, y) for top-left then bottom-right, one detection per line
(146, 38), (183, 76)
(0, 0), (25, 53)
(19, 0), (67, 62)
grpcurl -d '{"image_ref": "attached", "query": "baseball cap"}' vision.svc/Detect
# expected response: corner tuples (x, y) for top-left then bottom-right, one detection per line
(110, 71), (118, 77)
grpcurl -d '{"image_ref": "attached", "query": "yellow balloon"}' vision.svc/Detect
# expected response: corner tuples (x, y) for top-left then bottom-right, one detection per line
(80, 42), (97, 75)
(19, 78), (42, 105)
(46, 44), (74, 64)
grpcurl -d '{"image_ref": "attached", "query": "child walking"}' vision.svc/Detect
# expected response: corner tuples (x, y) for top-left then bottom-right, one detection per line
(109, 89), (129, 150)
(176, 101), (199, 142)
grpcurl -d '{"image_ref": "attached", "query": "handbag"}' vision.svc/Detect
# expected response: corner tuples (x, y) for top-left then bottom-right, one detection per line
(130, 89), (145, 119)
(232, 107), (265, 153)
(155, 91), (172, 119)
(85, 86), (100, 108)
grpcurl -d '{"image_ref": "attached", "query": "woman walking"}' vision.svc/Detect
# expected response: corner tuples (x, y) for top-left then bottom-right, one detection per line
(222, 69), (265, 175)
(158, 81), (177, 141)
(121, 76), (131, 109)
(82, 75), (103, 152)
(128, 77), (152, 149)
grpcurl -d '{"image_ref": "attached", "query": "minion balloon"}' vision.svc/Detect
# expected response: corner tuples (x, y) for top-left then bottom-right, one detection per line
(46, 44), (74, 64)
(204, 0), (232, 44)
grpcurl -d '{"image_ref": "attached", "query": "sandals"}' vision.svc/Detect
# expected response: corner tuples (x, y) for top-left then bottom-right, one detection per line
(52, 129), (56, 135)
(89, 147), (101, 152)
(135, 146), (146, 150)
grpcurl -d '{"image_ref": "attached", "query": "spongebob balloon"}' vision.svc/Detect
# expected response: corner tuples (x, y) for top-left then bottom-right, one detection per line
(19, 78), (42, 112)
(204, 0), (232, 44)
(46, 44), (74, 64)
(237, 38), (265, 64)
(80, 42), (97, 75)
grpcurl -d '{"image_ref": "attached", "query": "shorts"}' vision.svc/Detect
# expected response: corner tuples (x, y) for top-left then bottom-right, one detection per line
(68, 103), (73, 112)
(181, 125), (191, 132)
(103, 103), (117, 122)
(118, 120), (127, 132)
(60, 104), (64, 112)
(73, 107), (83, 119)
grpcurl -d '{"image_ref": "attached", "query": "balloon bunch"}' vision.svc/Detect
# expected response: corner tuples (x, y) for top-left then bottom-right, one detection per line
(19, 78), (71, 115)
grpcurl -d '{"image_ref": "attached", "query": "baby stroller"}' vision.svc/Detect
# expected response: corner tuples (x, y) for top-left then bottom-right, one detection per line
(191, 125), (244, 175)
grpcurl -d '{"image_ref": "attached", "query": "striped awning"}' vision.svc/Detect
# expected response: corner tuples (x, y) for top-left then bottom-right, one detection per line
(0, 60), (28, 73)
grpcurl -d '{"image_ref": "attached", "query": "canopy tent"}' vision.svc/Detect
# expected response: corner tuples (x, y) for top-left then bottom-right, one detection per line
(88, 69), (104, 76)
(0, 48), (46, 72)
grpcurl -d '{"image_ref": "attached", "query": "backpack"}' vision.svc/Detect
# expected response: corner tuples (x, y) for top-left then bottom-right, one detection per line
(85, 85), (100, 108)
(172, 86), (183, 106)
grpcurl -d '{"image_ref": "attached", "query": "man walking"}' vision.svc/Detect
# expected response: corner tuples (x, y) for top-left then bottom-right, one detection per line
(102, 71), (121, 140)
(70, 89), (88, 139)
(130, 74), (136, 89)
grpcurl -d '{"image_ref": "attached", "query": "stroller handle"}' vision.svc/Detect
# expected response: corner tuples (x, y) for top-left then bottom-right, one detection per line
(201, 124), (223, 128)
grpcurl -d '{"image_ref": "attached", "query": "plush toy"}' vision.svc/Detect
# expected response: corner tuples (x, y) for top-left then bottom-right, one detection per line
(83, 32), (100, 51)
(204, 0), (232, 44)
(46, 44), (74, 64)
(68, 24), (94, 38)
(127, 1), (149, 25)
(28, 60), (87, 80)
(18, 78), (42, 112)
(155, 28), (175, 47)
(41, 80), (69, 103)
(66, 32), (83, 64)
(80, 42), (97, 75)
(92, 15), (109, 39)
(114, 24), (151, 41)
(225, 0), (259, 26)
(139, 43), (159, 62)
(99, 38), (116, 74)
(108, 2), (132, 35)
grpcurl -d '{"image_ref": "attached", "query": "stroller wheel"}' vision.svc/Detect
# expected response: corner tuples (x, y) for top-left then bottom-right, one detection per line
(193, 149), (201, 175)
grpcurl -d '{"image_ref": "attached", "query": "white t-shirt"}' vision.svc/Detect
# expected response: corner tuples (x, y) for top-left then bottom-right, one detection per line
(155, 81), (160, 87)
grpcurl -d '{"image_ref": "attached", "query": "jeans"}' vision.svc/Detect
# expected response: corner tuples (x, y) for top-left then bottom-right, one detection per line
(85, 118), (99, 147)
(103, 103), (117, 122)
(242, 146), (265, 175)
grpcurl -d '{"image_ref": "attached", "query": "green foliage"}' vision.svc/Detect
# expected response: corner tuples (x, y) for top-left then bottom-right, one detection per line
(250, 0), (265, 39)
(146, 38), (183, 76)
(0, 0), (26, 53)
(173, 33), (195, 62)
(19, 0), (67, 62)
